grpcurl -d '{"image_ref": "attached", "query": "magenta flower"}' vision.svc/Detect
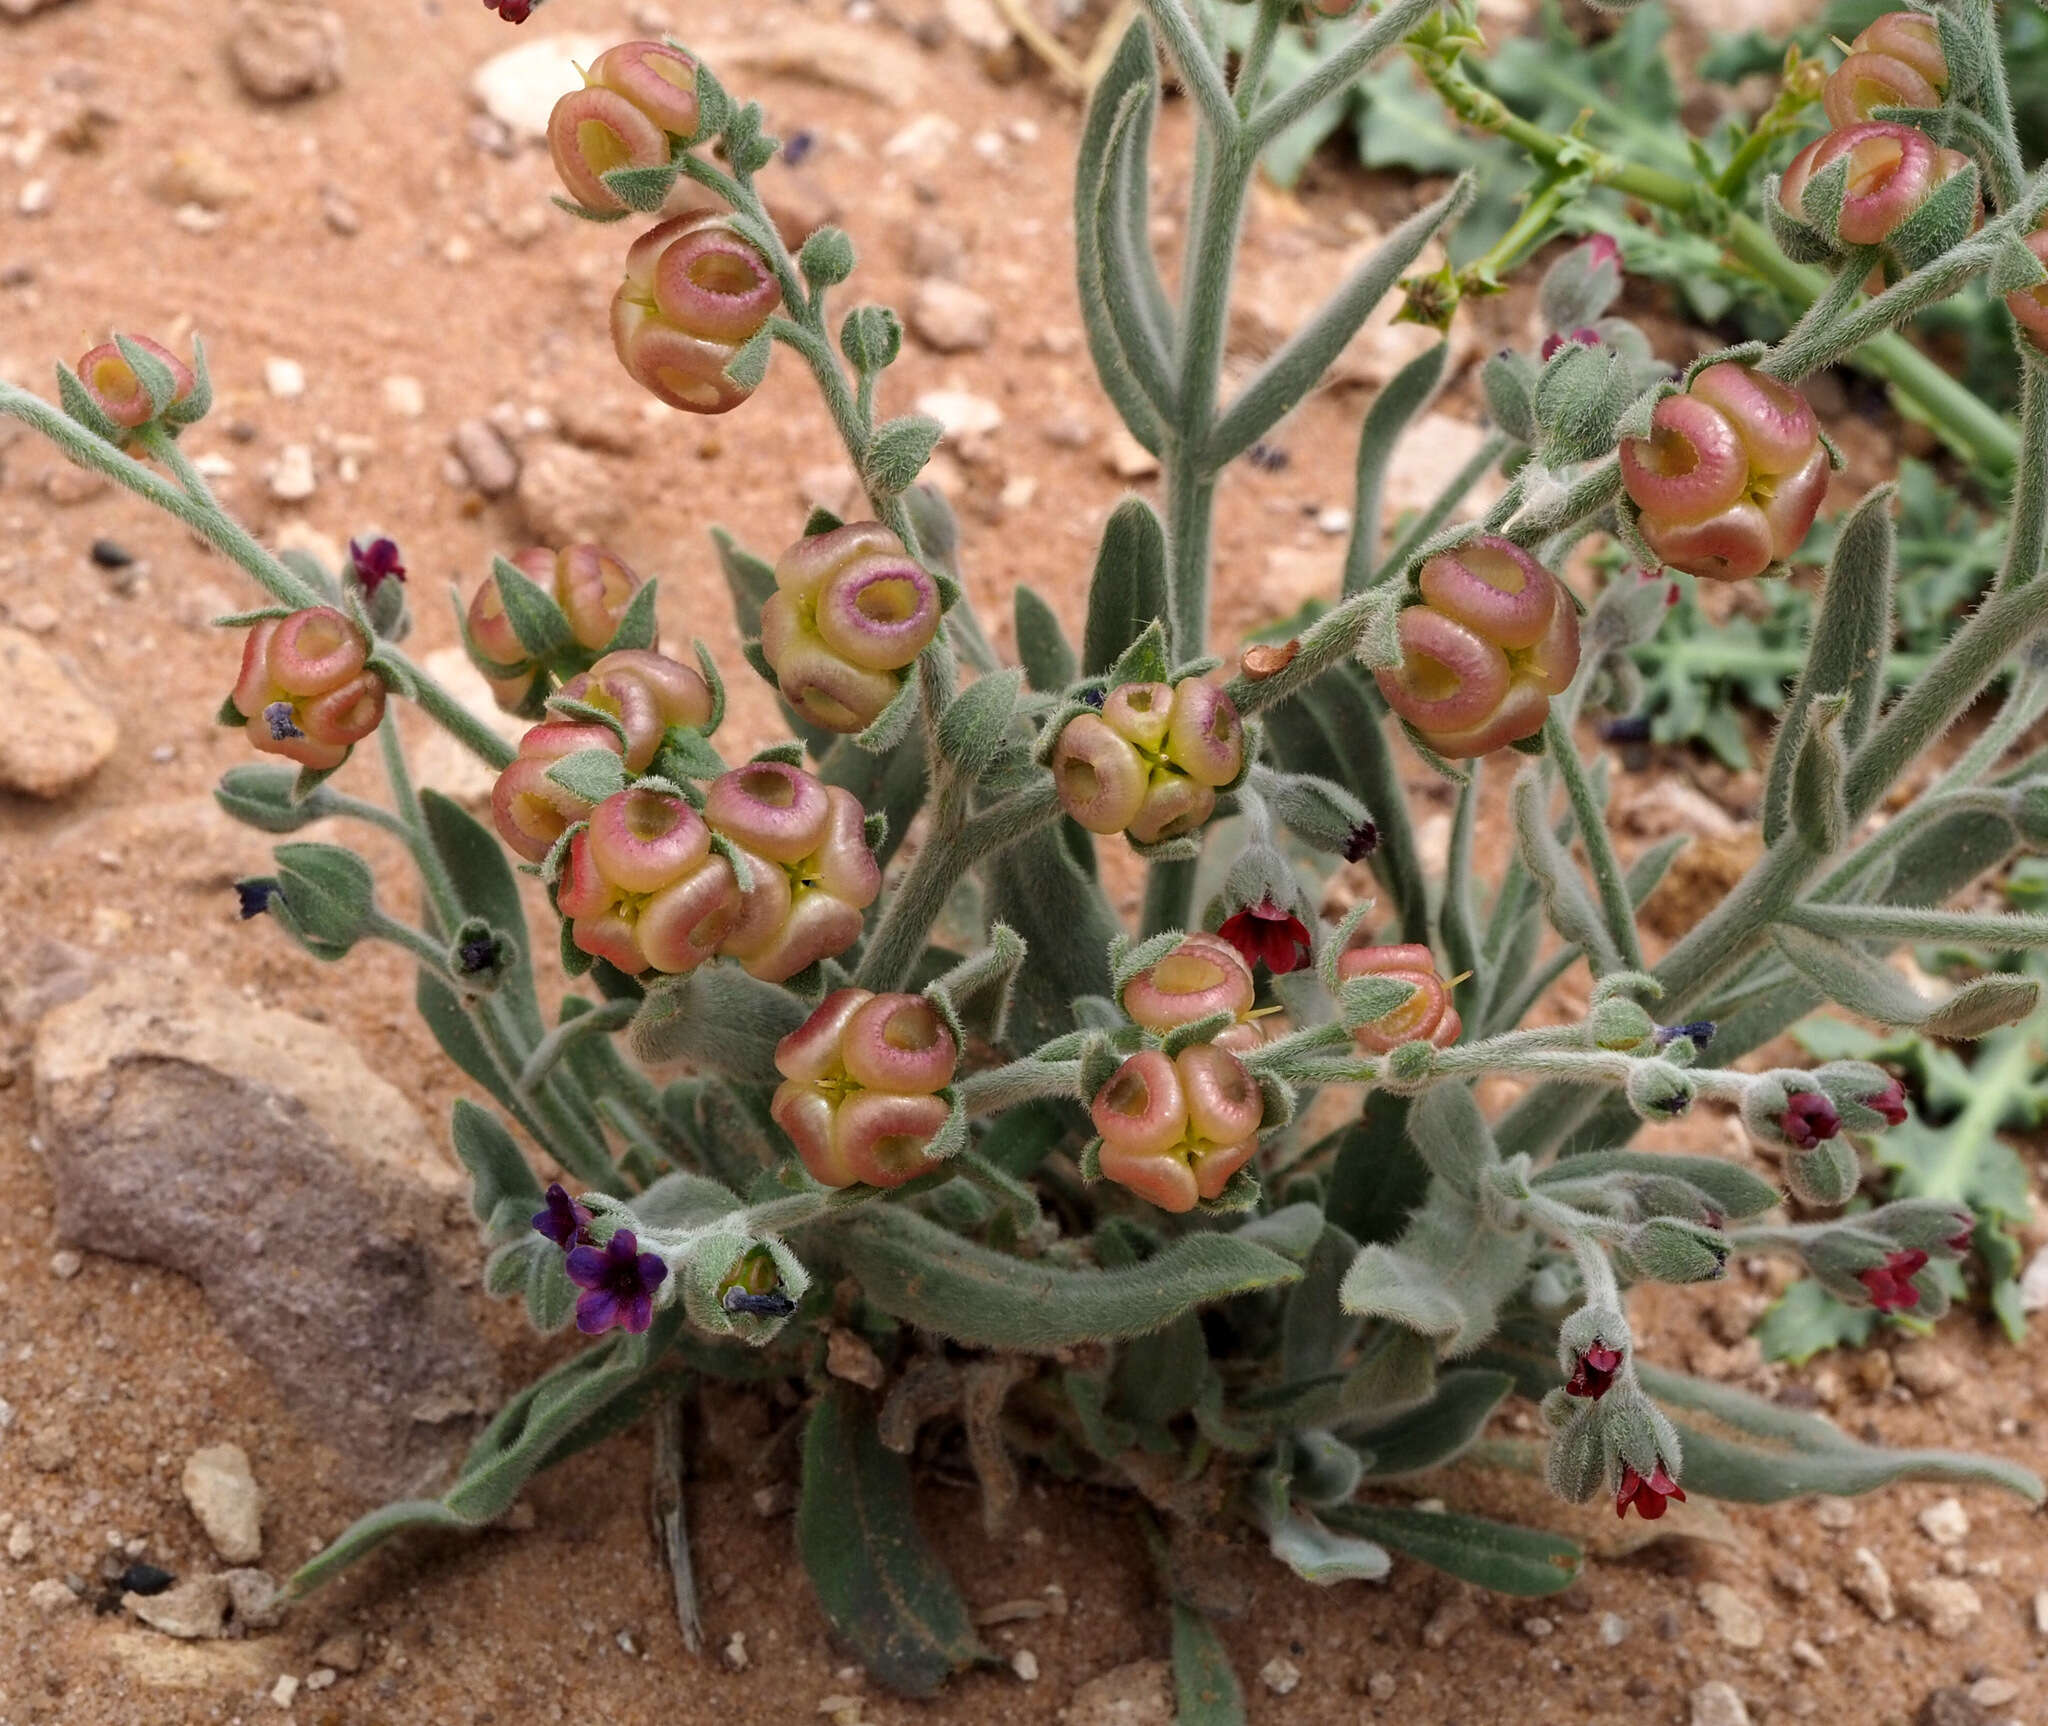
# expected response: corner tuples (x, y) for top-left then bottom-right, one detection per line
(483, 0), (532, 20)
(1218, 897), (1313, 976)
(1615, 1462), (1686, 1521)
(1866, 1077), (1909, 1127)
(1858, 1247), (1929, 1313)
(1540, 326), (1603, 360)
(1565, 1341), (1623, 1400)
(1779, 1092), (1842, 1149)
(565, 1228), (668, 1334)
(348, 537), (406, 597)
(531, 1182), (591, 1250)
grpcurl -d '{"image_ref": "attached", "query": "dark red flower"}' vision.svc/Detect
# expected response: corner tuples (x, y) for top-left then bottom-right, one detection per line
(1865, 1077), (1909, 1127)
(1779, 1091), (1841, 1149)
(1343, 820), (1380, 864)
(348, 536), (406, 596)
(531, 1182), (591, 1250)
(482, 0), (532, 20)
(1945, 1215), (1974, 1255)
(1565, 1341), (1623, 1400)
(1217, 897), (1312, 976)
(1615, 1462), (1686, 1521)
(1540, 326), (1604, 360)
(1857, 1248), (1929, 1313)
(565, 1227), (668, 1335)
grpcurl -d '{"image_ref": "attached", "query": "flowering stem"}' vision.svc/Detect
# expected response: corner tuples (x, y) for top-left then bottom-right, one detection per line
(960, 1057), (1084, 1115)
(516, 997), (639, 1098)
(1542, 712), (1645, 973)
(854, 780), (1064, 991)
(1999, 351), (2048, 591)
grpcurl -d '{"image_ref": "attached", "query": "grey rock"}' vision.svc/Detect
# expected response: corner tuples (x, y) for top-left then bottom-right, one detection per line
(1902, 1576), (1982, 1639)
(1065, 1661), (1173, 1726)
(32, 967), (498, 1494)
(126, 1574), (232, 1641)
(1689, 1682), (1752, 1726)
(1917, 1687), (1987, 1726)
(226, 0), (345, 102)
(515, 439), (627, 544)
(0, 627), (117, 798)
(907, 278), (993, 353)
(224, 1568), (285, 1631)
(451, 418), (519, 498)
(182, 1444), (263, 1564)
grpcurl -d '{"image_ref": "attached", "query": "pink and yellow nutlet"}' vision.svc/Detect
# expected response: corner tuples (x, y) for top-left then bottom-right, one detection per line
(1090, 1046), (1264, 1215)
(231, 608), (386, 771)
(548, 40), (701, 213)
(1619, 364), (1829, 582)
(1052, 678), (1245, 844)
(760, 523), (943, 733)
(1374, 537), (1579, 757)
(75, 334), (195, 432)
(1121, 931), (1266, 1056)
(1338, 943), (1462, 1056)
(611, 215), (782, 414)
(771, 988), (958, 1189)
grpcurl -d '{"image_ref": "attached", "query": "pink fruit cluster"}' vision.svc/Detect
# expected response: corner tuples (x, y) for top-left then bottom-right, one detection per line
(1120, 932), (1266, 1056)
(555, 761), (878, 982)
(1051, 679), (1244, 844)
(1090, 1045), (1264, 1215)
(467, 544), (648, 710)
(1339, 943), (1462, 1055)
(1618, 364), (1829, 582)
(771, 988), (958, 1189)
(760, 523), (943, 733)
(1375, 536), (1579, 757)
(232, 608), (387, 771)
(491, 649), (716, 862)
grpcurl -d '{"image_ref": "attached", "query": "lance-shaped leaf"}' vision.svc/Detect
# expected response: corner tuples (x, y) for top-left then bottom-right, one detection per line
(1772, 924), (2040, 1039)
(418, 790), (541, 1031)
(1081, 497), (1170, 677)
(1763, 486), (1896, 845)
(1320, 1503), (1584, 1596)
(1013, 585), (1077, 692)
(546, 747), (630, 807)
(797, 1384), (989, 1696)
(1788, 692), (1850, 856)
(1170, 1603), (1248, 1725)
(865, 413), (944, 497)
(1260, 1501), (1393, 1586)
(292, 1316), (684, 1593)
(1207, 177), (1473, 470)
(630, 966), (808, 1080)
(451, 1098), (545, 1238)
(1090, 84), (1177, 426)
(1346, 341), (1449, 597)
(1348, 1368), (1512, 1477)
(1338, 1244), (1466, 1341)
(984, 822), (1120, 1050)
(1638, 1362), (2043, 1503)
(711, 527), (778, 639)
(1532, 1150), (1779, 1224)
(1074, 16), (1168, 452)
(1405, 1081), (1496, 1199)
(835, 1206), (1299, 1350)
(214, 763), (344, 832)
(490, 554), (575, 661)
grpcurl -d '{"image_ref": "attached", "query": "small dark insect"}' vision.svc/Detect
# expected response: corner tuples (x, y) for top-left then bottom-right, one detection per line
(90, 538), (134, 569)
(782, 130), (817, 168)
(1246, 441), (1290, 472)
(1600, 714), (1654, 745)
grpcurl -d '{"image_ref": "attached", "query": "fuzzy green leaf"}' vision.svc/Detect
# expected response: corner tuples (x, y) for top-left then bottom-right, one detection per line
(1082, 497), (1170, 677)
(1321, 1504), (1584, 1596)
(1349, 1369), (1512, 1477)
(1013, 584), (1078, 693)
(797, 1384), (989, 1697)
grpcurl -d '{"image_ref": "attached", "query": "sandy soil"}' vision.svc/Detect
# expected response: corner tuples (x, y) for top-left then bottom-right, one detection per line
(0, 1), (2044, 1723)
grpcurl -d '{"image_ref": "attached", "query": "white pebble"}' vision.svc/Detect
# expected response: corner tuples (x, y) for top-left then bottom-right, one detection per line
(1917, 1496), (1970, 1547)
(48, 1250), (81, 1280)
(264, 357), (306, 400)
(1598, 1613), (1629, 1646)
(1010, 1649), (1038, 1682)
(268, 444), (317, 502)
(270, 1673), (299, 1708)
(1259, 1655), (1301, 1696)
(382, 375), (426, 418)
(1316, 506), (1352, 536)
(17, 179), (51, 216)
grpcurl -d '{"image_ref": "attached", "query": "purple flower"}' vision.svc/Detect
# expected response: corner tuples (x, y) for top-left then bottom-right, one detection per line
(1616, 1461), (1685, 1521)
(348, 537), (406, 597)
(531, 1182), (591, 1250)
(565, 1227), (668, 1335)
(1858, 1248), (1929, 1313)
(1655, 1019), (1716, 1050)
(235, 879), (278, 920)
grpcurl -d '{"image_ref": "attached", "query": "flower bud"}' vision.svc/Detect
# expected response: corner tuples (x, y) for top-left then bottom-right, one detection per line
(1865, 1198), (1975, 1258)
(1808, 1059), (1909, 1131)
(1538, 235), (1625, 334)
(1620, 1217), (1728, 1285)
(611, 215), (781, 414)
(2006, 229), (2048, 356)
(77, 334), (195, 430)
(1823, 13), (1947, 128)
(1337, 943), (1461, 1055)
(555, 649), (713, 772)
(1122, 932), (1257, 1032)
(231, 608), (386, 771)
(1375, 537), (1579, 757)
(759, 522), (940, 733)
(468, 545), (647, 709)
(490, 720), (623, 863)
(771, 987), (958, 1188)
(1786, 1136), (1861, 1207)
(1779, 122), (1973, 249)
(1090, 1046), (1262, 1215)
(1590, 996), (1657, 1052)
(1623, 1058), (1696, 1119)
(1619, 366), (1827, 581)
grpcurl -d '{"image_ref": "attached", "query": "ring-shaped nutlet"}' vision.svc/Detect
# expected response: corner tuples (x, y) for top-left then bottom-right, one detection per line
(232, 608), (386, 772)
(611, 216), (782, 414)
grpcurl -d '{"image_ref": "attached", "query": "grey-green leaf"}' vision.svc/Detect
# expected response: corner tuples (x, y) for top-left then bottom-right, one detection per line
(797, 1384), (989, 1697)
(1321, 1503), (1584, 1596)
